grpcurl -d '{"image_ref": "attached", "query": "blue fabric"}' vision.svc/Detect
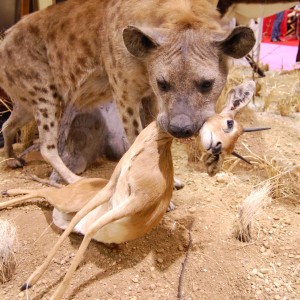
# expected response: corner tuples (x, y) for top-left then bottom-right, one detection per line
(271, 11), (284, 40)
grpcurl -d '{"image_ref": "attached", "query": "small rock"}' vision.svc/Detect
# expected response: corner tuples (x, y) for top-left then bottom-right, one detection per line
(132, 278), (139, 283)
(274, 281), (281, 288)
(157, 258), (163, 264)
(178, 245), (184, 251)
(215, 173), (228, 183)
(263, 241), (270, 249)
(251, 269), (258, 275)
(274, 295), (280, 300)
(260, 246), (266, 253)
(284, 219), (291, 225)
(188, 207), (196, 214)
(273, 216), (280, 220)
(257, 272), (264, 279)
(260, 268), (269, 274)
(18, 292), (24, 298)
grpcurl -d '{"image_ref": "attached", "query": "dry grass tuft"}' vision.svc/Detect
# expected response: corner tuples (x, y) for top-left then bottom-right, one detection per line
(258, 69), (300, 116)
(241, 143), (299, 202)
(0, 219), (18, 283)
(233, 183), (271, 243)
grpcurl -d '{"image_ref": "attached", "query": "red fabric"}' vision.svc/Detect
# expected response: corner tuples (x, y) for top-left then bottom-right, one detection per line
(262, 10), (292, 37)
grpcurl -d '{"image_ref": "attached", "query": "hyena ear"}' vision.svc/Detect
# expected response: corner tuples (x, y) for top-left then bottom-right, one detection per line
(215, 26), (255, 59)
(123, 25), (169, 58)
(221, 80), (256, 117)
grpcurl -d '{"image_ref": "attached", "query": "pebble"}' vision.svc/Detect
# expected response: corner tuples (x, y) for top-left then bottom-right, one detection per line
(132, 278), (139, 283)
(188, 207), (196, 213)
(274, 295), (280, 300)
(150, 284), (156, 290)
(18, 292), (24, 298)
(251, 269), (258, 275)
(178, 245), (184, 251)
(157, 258), (163, 264)
(260, 268), (269, 274)
(260, 246), (266, 253)
(257, 272), (264, 279)
(274, 281), (281, 288)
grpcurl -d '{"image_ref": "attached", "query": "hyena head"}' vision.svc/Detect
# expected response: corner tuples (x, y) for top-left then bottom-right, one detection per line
(123, 25), (255, 138)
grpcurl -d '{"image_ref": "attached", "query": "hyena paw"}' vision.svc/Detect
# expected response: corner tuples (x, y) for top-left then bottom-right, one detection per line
(6, 158), (25, 169)
(167, 201), (176, 212)
(173, 177), (184, 190)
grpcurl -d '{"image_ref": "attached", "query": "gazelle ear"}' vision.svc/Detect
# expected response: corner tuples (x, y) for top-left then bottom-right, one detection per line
(221, 80), (256, 117)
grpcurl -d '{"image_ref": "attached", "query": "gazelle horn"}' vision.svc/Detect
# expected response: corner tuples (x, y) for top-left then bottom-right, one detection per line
(232, 151), (252, 165)
(243, 127), (271, 133)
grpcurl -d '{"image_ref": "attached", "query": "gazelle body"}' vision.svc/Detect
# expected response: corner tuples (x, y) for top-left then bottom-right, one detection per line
(2, 121), (174, 245)
(0, 81), (267, 299)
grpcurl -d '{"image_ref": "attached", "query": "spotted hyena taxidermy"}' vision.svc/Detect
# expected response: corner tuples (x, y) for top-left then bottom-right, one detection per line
(0, 0), (255, 183)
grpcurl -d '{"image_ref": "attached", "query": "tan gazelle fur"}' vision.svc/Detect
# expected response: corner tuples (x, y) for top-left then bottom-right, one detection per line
(200, 80), (270, 176)
(0, 121), (175, 299)
(0, 0), (255, 184)
(0, 81), (269, 298)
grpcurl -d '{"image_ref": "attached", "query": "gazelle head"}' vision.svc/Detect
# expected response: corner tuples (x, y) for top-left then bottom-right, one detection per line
(200, 80), (270, 176)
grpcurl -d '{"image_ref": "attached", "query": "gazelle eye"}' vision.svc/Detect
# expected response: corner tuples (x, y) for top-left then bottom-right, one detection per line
(157, 79), (171, 92)
(227, 119), (234, 129)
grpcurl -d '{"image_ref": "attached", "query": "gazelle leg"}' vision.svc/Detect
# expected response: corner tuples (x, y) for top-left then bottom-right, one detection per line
(4, 188), (33, 195)
(0, 194), (38, 209)
(51, 197), (137, 300)
(21, 184), (114, 290)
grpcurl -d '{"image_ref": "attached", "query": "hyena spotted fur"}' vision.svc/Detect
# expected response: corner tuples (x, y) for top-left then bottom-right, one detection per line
(0, 0), (255, 183)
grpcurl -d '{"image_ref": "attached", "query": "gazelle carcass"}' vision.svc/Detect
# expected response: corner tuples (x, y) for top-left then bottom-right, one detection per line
(0, 81), (268, 299)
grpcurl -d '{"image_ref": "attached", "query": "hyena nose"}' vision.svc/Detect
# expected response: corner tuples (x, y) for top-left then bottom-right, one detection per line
(169, 114), (195, 138)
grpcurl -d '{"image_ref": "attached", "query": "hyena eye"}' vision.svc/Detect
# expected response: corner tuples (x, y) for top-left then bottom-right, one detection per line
(197, 80), (214, 93)
(157, 79), (171, 92)
(227, 119), (234, 129)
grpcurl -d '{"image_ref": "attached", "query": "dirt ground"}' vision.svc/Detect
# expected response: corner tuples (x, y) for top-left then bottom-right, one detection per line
(0, 70), (300, 300)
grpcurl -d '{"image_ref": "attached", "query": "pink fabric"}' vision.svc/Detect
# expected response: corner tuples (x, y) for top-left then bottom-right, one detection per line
(259, 42), (299, 70)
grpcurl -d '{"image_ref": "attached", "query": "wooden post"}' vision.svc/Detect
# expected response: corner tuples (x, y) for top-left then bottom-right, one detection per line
(20, 0), (30, 17)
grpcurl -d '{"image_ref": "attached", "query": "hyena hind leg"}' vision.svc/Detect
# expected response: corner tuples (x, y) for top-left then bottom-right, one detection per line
(2, 104), (33, 168)
(32, 90), (81, 184)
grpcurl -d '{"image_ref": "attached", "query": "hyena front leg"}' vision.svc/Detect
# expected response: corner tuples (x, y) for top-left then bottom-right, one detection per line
(109, 74), (150, 144)
(32, 86), (81, 184)
(2, 102), (33, 168)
